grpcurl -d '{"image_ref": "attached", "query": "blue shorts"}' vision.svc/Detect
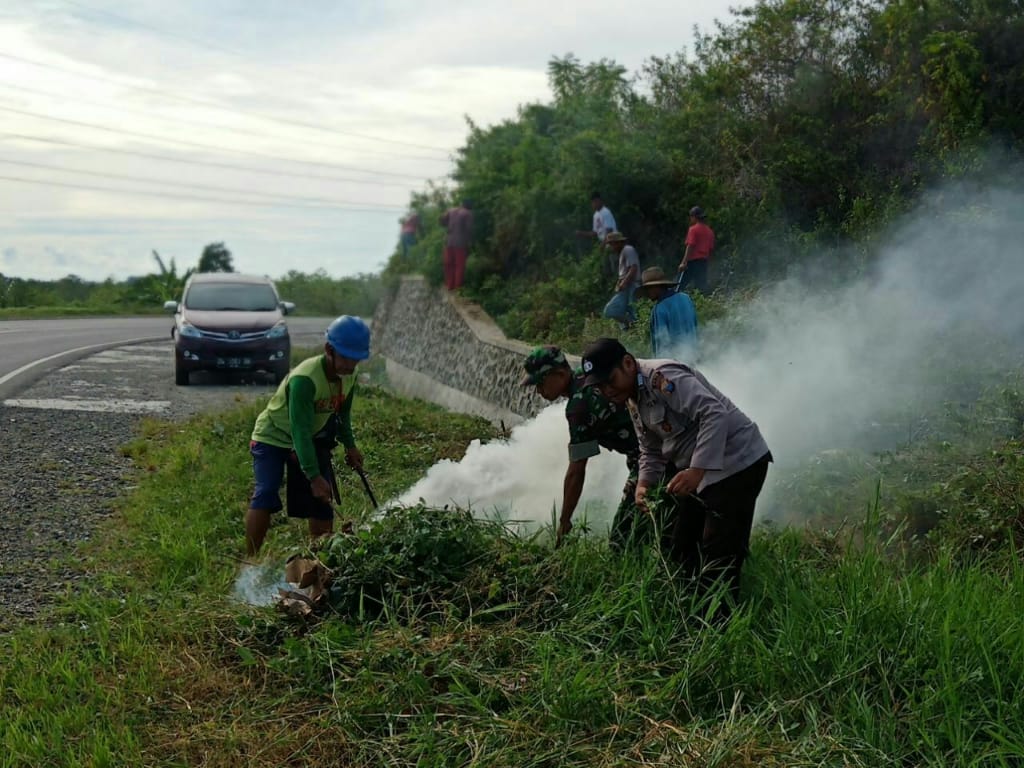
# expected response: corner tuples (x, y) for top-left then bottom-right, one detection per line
(250, 440), (337, 520)
(249, 441), (291, 512)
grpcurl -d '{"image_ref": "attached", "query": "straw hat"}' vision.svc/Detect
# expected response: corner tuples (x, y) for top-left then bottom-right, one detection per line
(636, 266), (677, 298)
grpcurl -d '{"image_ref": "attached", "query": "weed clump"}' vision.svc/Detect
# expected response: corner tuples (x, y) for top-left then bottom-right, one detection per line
(309, 504), (547, 621)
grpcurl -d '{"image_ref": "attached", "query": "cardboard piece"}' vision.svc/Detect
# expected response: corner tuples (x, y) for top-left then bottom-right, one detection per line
(275, 554), (333, 617)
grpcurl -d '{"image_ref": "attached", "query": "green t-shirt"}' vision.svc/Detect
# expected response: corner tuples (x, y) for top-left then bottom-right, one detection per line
(251, 355), (355, 479)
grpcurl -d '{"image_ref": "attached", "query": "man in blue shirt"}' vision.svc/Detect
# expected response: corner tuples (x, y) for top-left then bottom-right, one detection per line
(636, 266), (698, 361)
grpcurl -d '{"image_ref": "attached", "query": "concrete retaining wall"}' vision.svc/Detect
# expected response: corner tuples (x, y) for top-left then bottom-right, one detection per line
(373, 276), (565, 425)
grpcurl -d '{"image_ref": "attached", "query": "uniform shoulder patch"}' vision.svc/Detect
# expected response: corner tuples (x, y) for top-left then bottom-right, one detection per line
(650, 370), (675, 394)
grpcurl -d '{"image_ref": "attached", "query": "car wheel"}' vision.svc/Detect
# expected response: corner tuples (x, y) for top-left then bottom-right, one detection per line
(175, 358), (190, 386)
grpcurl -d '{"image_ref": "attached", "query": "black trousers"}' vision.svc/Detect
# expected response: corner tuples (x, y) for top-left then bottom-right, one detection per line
(285, 437), (339, 521)
(666, 453), (771, 605)
(678, 259), (709, 294)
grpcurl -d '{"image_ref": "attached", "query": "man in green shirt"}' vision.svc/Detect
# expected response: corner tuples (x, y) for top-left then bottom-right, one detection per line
(245, 315), (371, 556)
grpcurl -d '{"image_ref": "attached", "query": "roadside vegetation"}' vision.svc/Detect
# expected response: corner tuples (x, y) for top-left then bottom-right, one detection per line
(0, 243), (381, 319)
(2, 376), (1023, 766)
(385, 0), (1024, 344)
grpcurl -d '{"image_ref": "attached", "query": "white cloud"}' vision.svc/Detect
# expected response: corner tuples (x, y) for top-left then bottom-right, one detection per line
(0, 0), (743, 282)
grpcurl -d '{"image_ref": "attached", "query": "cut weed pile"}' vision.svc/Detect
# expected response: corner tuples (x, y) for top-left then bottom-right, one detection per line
(3, 384), (1024, 767)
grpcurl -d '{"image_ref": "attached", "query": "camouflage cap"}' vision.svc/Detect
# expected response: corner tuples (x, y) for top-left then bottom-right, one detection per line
(520, 345), (569, 386)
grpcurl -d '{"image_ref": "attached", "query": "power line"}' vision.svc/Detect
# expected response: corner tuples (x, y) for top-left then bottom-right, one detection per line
(0, 130), (448, 188)
(0, 104), (434, 181)
(0, 49), (453, 154)
(63, 0), (270, 69)
(0, 80), (452, 164)
(0, 174), (406, 212)
(0, 157), (407, 208)
(62, 0), (459, 155)
(0, 132), (438, 188)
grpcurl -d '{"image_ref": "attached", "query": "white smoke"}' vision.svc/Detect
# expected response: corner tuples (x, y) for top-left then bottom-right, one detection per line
(691, 183), (1024, 515)
(232, 563), (291, 607)
(394, 403), (629, 530)
(392, 179), (1024, 528)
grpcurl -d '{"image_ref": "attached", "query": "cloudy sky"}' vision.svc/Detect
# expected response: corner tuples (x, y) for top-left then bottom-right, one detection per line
(0, 0), (741, 282)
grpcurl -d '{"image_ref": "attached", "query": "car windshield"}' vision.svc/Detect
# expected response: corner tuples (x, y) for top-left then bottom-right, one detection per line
(184, 283), (279, 311)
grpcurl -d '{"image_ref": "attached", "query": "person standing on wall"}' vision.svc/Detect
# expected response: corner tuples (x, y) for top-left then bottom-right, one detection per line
(576, 191), (618, 276)
(635, 266), (698, 362)
(678, 205), (715, 294)
(399, 211), (422, 259)
(440, 199), (474, 291)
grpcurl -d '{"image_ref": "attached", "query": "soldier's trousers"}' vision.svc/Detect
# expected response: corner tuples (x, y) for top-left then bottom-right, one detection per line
(666, 452), (771, 605)
(609, 455), (646, 551)
(610, 463), (688, 551)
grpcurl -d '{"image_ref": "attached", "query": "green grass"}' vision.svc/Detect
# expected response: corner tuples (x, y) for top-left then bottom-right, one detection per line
(0, 305), (163, 319)
(2, 385), (1024, 766)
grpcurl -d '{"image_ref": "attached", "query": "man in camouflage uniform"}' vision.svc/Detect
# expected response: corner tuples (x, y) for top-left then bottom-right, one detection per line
(581, 337), (772, 609)
(521, 345), (646, 548)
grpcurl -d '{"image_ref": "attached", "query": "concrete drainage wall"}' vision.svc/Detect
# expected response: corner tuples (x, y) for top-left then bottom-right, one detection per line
(373, 276), (571, 425)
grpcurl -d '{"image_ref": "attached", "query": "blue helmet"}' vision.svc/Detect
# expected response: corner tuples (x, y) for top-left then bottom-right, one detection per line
(325, 315), (370, 360)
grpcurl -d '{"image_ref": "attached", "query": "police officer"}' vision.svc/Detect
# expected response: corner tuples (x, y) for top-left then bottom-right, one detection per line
(580, 337), (771, 605)
(521, 345), (646, 548)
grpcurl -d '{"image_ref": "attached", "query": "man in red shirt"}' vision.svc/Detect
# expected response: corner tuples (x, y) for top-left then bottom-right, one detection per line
(440, 199), (474, 291)
(678, 205), (715, 294)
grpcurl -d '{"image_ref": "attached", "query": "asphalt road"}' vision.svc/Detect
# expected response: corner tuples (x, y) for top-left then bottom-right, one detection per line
(0, 315), (334, 400)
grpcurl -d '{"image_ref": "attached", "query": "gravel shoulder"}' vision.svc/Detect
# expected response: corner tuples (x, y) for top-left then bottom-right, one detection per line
(0, 342), (281, 631)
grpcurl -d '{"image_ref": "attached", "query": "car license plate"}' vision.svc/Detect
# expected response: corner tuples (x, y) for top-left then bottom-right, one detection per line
(217, 357), (251, 368)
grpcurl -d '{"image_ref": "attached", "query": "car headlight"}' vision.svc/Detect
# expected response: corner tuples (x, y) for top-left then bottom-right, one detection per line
(266, 322), (289, 339)
(178, 322), (202, 338)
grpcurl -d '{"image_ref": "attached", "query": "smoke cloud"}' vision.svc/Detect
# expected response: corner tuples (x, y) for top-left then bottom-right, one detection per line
(393, 179), (1024, 530)
(697, 182), (1024, 514)
(395, 403), (628, 527)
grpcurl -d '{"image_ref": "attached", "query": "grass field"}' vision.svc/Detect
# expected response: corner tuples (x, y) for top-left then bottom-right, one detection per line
(0, 306), (163, 320)
(2, 385), (1023, 767)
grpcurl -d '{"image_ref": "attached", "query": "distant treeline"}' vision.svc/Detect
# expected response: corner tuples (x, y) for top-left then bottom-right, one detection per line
(386, 0), (1024, 341)
(0, 269), (382, 319)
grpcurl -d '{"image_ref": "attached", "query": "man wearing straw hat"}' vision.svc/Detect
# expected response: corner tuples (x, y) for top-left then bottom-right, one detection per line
(636, 266), (698, 361)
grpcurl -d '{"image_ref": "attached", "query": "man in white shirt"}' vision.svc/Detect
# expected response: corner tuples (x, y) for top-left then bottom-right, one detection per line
(576, 192), (617, 274)
(590, 191), (617, 243)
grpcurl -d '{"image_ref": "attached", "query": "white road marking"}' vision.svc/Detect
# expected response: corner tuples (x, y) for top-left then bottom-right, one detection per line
(91, 350), (168, 363)
(0, 335), (164, 389)
(2, 398), (170, 414)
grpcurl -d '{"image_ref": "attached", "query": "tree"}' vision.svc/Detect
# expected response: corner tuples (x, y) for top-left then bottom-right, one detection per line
(197, 242), (235, 273)
(130, 250), (193, 303)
